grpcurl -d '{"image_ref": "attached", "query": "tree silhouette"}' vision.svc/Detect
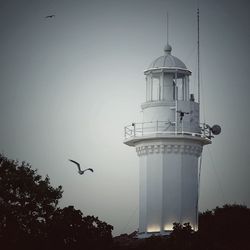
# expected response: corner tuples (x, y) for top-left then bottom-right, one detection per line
(48, 206), (113, 250)
(0, 154), (62, 249)
(0, 154), (113, 250)
(113, 205), (250, 250)
(198, 204), (250, 250)
(168, 222), (194, 250)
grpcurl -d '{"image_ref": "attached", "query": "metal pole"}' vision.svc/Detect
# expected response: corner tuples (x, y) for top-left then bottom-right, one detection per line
(197, 8), (200, 104)
(175, 70), (177, 100)
(151, 76), (153, 101)
(166, 12), (169, 45)
(175, 100), (178, 134)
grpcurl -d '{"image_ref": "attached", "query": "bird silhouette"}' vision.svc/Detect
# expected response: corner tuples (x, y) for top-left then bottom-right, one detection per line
(45, 15), (55, 18)
(69, 159), (94, 175)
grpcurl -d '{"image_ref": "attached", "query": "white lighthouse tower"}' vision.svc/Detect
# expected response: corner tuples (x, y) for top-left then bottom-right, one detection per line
(124, 41), (220, 238)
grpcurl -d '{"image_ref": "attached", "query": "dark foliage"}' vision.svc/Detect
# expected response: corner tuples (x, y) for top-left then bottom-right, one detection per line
(0, 154), (113, 250)
(113, 205), (250, 250)
(197, 204), (250, 250)
(0, 154), (63, 250)
(48, 206), (113, 250)
(168, 222), (194, 250)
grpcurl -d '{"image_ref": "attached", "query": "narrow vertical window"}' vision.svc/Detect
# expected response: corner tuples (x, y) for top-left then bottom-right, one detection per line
(173, 81), (176, 100)
(152, 77), (160, 101)
(146, 76), (151, 101)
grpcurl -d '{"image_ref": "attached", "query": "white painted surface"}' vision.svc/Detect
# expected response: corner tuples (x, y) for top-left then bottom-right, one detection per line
(139, 154), (147, 233)
(136, 139), (203, 236)
(124, 44), (209, 238)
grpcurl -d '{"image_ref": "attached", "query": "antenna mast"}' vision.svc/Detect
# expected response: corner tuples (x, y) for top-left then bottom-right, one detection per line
(167, 12), (169, 45)
(197, 8), (200, 104)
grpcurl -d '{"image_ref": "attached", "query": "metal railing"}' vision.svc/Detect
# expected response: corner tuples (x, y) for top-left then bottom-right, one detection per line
(124, 121), (211, 140)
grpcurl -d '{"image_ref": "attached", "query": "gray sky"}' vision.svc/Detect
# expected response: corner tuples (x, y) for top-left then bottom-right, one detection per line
(0, 0), (250, 236)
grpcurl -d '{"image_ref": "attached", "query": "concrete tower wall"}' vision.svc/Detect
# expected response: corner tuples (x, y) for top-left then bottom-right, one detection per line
(141, 101), (200, 134)
(142, 103), (175, 122)
(137, 140), (202, 236)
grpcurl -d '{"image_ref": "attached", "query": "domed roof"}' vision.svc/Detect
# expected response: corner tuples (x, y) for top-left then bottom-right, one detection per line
(145, 44), (188, 72)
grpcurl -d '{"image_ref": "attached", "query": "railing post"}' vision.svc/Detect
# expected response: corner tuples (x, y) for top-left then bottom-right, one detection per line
(175, 100), (178, 135)
(156, 120), (158, 132)
(142, 122), (144, 136)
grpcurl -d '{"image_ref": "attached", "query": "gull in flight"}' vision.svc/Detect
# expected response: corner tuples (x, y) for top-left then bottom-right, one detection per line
(69, 159), (94, 175)
(45, 15), (55, 18)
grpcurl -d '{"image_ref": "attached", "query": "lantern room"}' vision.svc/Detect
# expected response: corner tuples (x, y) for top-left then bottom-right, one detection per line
(144, 44), (191, 102)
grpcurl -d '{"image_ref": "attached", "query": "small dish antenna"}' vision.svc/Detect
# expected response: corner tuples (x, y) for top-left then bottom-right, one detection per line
(211, 125), (221, 135)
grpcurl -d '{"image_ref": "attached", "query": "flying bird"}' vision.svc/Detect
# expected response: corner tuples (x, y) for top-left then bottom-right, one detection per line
(69, 159), (94, 175)
(45, 15), (55, 18)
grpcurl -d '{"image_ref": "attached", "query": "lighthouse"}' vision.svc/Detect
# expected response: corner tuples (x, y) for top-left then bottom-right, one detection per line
(124, 41), (220, 238)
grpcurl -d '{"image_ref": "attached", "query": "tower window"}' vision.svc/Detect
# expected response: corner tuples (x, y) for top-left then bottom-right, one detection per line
(152, 77), (160, 101)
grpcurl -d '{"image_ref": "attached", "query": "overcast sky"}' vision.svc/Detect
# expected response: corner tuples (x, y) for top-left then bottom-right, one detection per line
(0, 0), (250, 236)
